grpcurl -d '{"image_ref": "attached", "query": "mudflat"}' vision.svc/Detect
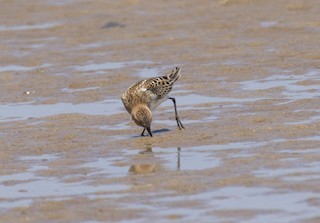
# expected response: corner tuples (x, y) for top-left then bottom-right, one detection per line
(1, 0), (320, 222)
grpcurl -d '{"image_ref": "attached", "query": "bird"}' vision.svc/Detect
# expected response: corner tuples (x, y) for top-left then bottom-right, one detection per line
(121, 67), (185, 137)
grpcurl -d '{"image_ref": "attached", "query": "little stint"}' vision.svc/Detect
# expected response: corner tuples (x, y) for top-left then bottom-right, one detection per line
(121, 67), (185, 137)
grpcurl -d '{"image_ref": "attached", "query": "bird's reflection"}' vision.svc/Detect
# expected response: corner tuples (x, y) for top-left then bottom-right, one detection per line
(177, 147), (181, 171)
(128, 145), (181, 174)
(129, 144), (156, 174)
(128, 163), (156, 173)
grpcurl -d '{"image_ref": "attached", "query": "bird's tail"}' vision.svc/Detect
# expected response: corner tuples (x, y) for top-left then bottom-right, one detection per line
(167, 67), (181, 83)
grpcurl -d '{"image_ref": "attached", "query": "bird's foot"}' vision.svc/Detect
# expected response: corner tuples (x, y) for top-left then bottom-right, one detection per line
(176, 117), (185, 130)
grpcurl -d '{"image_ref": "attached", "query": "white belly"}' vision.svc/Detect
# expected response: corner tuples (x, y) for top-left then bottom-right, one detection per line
(149, 96), (167, 110)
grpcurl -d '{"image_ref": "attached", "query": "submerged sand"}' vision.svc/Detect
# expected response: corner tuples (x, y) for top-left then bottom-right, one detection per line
(1, 0), (320, 222)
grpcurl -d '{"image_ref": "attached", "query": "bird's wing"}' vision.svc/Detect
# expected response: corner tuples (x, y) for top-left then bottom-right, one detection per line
(131, 67), (181, 99)
(141, 76), (173, 99)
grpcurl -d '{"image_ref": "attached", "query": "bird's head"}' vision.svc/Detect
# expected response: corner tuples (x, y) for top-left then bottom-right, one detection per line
(131, 104), (152, 129)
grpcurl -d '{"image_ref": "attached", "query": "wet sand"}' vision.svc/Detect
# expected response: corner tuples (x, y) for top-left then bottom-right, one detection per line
(1, 0), (320, 222)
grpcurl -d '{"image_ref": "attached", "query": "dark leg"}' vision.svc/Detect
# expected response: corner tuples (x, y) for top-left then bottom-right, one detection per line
(146, 127), (153, 137)
(141, 127), (152, 137)
(169, 97), (185, 130)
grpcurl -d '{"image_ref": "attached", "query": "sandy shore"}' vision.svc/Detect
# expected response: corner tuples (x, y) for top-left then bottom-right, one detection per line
(1, 0), (320, 222)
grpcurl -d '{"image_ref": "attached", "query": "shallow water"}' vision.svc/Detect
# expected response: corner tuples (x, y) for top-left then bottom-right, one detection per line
(73, 60), (154, 72)
(259, 20), (278, 28)
(240, 70), (320, 100)
(61, 86), (100, 93)
(0, 63), (51, 72)
(0, 91), (260, 123)
(0, 152), (129, 209)
(154, 186), (320, 223)
(0, 99), (121, 122)
(0, 22), (60, 31)
(2, 137), (319, 220)
(254, 161), (320, 181)
(0, 144), (219, 208)
(1, 0), (320, 222)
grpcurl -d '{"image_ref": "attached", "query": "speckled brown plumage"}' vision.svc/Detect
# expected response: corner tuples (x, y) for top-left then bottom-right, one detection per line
(121, 67), (185, 137)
